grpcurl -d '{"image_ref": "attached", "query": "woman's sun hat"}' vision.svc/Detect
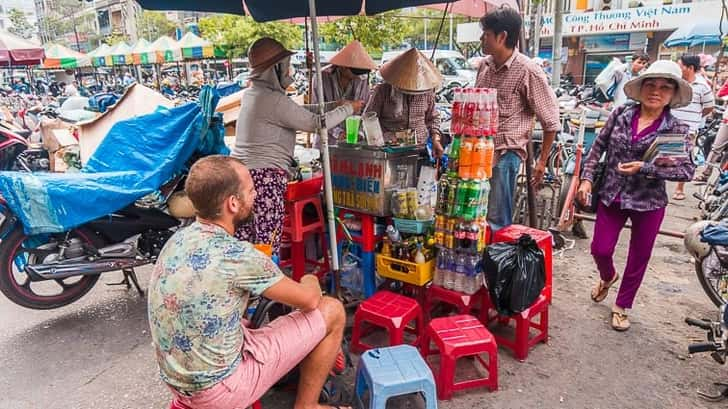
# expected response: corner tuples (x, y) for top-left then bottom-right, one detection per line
(248, 37), (295, 76)
(623, 60), (693, 108)
(379, 48), (443, 92)
(329, 41), (377, 71)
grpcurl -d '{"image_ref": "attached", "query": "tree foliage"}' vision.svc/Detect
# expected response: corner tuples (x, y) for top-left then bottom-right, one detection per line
(103, 32), (128, 46)
(199, 15), (303, 58)
(137, 11), (176, 41)
(7, 9), (33, 39)
(319, 11), (409, 54)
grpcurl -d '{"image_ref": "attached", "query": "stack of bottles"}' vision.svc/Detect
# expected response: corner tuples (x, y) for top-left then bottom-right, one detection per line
(432, 87), (498, 295)
(382, 225), (434, 264)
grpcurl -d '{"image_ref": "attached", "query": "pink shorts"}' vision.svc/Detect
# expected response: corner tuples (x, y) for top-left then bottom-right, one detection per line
(172, 309), (327, 409)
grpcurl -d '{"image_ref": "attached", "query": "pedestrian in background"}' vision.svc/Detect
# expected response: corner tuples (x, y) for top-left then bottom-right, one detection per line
(578, 61), (695, 331)
(610, 52), (650, 107)
(671, 54), (714, 200)
(474, 7), (560, 232)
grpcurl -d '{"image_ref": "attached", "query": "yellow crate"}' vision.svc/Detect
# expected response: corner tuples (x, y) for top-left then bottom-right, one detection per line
(376, 254), (434, 286)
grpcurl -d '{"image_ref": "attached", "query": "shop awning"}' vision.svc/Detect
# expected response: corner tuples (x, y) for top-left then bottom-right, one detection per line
(108, 42), (133, 65)
(132, 39), (158, 65)
(151, 36), (183, 63)
(42, 43), (91, 69)
(664, 21), (728, 48)
(421, 0), (519, 17)
(88, 44), (113, 67)
(0, 30), (44, 66)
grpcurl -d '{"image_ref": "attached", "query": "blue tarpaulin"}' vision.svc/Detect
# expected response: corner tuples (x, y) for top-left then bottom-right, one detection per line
(0, 86), (228, 235)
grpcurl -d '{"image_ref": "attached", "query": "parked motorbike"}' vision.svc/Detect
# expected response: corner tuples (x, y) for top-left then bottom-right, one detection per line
(685, 221), (728, 307)
(685, 306), (728, 401)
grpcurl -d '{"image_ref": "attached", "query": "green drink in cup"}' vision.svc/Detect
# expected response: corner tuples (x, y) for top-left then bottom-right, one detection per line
(346, 115), (361, 144)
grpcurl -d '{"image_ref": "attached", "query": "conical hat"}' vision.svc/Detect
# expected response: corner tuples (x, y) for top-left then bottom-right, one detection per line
(379, 48), (442, 92)
(329, 41), (377, 71)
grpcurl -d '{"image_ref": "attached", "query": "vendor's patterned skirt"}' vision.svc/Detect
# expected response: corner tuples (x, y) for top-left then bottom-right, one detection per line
(235, 168), (288, 256)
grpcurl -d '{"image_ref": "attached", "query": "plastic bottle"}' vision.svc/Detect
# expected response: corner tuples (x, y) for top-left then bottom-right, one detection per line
(484, 136), (495, 179)
(386, 225), (401, 243)
(451, 88), (463, 135)
(443, 249), (457, 290)
(445, 176), (458, 216)
(434, 247), (446, 287)
(454, 178), (469, 217)
(478, 88), (490, 137)
(437, 175), (450, 215)
(463, 89), (476, 136)
(458, 136), (474, 179)
(454, 221), (467, 250)
(478, 180), (490, 219)
(448, 136), (461, 177)
(464, 179), (482, 221)
(466, 221), (481, 254)
(464, 254), (481, 294)
(489, 90), (498, 136)
(472, 136), (487, 180)
(453, 252), (467, 293)
(415, 243), (426, 264)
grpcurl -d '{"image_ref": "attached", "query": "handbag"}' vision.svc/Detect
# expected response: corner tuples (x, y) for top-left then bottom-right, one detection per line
(582, 105), (628, 213)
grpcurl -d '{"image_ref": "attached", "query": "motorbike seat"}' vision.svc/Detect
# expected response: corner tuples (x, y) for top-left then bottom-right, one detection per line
(701, 224), (728, 246)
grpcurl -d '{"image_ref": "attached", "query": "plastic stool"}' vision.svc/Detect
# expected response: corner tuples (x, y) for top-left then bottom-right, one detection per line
(493, 225), (553, 302)
(355, 345), (438, 409)
(423, 285), (487, 322)
(335, 208), (383, 252)
(421, 315), (498, 400)
(351, 291), (425, 353)
(170, 398), (262, 409)
(280, 194), (330, 282)
(480, 294), (549, 362)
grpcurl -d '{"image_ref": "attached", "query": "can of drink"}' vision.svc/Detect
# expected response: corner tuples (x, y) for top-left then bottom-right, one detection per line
(434, 229), (445, 246)
(445, 216), (457, 233)
(435, 214), (447, 230)
(444, 231), (456, 249)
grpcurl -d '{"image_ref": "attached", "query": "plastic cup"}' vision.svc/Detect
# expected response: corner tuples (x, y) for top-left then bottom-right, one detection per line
(253, 243), (273, 257)
(346, 116), (361, 144)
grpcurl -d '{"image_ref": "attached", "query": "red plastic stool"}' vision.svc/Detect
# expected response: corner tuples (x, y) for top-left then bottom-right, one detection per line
(350, 290), (425, 353)
(423, 285), (487, 322)
(170, 398), (262, 409)
(493, 225), (553, 302)
(335, 209), (382, 252)
(280, 194), (330, 282)
(421, 315), (498, 400)
(480, 294), (549, 362)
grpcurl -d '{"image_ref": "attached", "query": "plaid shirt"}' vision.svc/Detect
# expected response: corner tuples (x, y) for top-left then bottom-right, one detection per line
(365, 83), (440, 144)
(312, 65), (371, 145)
(581, 105), (695, 212)
(475, 50), (560, 160)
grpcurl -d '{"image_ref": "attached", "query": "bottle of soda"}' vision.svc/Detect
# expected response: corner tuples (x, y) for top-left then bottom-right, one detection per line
(478, 89), (490, 137)
(463, 179), (482, 221)
(466, 221), (481, 254)
(454, 178), (469, 217)
(484, 136), (495, 179)
(443, 249), (457, 290)
(463, 89), (476, 136)
(478, 180), (491, 219)
(489, 90), (498, 136)
(453, 251), (467, 292)
(448, 136), (461, 177)
(458, 136), (474, 179)
(454, 221), (467, 250)
(446, 176), (458, 216)
(472, 136), (487, 180)
(436, 176), (450, 214)
(451, 88), (463, 135)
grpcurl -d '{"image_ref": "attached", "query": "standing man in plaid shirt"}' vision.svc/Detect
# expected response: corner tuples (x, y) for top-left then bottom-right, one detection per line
(474, 7), (560, 231)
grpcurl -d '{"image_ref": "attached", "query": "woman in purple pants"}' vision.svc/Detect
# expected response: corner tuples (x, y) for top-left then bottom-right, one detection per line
(577, 60), (696, 331)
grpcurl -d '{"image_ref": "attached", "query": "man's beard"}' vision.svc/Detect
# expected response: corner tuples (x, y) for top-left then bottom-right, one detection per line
(233, 208), (255, 230)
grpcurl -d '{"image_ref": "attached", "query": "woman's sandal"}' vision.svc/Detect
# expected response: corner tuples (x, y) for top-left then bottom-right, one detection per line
(672, 192), (686, 200)
(611, 311), (630, 331)
(590, 274), (620, 303)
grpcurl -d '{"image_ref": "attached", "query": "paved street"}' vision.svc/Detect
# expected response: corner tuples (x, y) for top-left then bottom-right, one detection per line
(0, 182), (723, 409)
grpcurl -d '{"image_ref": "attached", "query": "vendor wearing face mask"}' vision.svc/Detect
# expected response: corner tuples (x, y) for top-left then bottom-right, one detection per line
(365, 48), (444, 157)
(311, 40), (376, 147)
(232, 37), (362, 255)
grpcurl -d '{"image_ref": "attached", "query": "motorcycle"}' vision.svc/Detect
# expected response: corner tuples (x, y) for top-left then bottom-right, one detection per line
(685, 221), (728, 307)
(0, 87), (224, 310)
(685, 306), (728, 401)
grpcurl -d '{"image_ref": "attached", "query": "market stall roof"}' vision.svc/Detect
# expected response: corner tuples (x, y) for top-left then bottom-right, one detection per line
(178, 32), (221, 59)
(42, 43), (91, 69)
(151, 36), (183, 62)
(0, 30), (44, 66)
(108, 41), (133, 65)
(664, 21), (728, 48)
(421, 0), (519, 17)
(88, 43), (112, 67)
(132, 38), (158, 64)
(136, 0), (448, 22)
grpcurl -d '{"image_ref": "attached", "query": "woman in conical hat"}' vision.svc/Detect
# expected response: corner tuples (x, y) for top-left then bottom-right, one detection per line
(311, 40), (376, 147)
(365, 48), (445, 157)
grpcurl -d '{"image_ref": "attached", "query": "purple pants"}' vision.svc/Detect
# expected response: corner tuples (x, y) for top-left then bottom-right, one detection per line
(591, 201), (666, 309)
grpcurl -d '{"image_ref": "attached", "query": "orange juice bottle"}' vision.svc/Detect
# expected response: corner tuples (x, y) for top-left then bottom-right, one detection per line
(484, 136), (495, 179)
(458, 136), (474, 179)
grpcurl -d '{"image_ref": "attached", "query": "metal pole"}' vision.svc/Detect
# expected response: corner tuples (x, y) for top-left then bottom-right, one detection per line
(449, 13), (453, 50)
(575, 213), (685, 239)
(551, 0), (564, 88)
(425, 18), (428, 50)
(307, 0), (342, 290)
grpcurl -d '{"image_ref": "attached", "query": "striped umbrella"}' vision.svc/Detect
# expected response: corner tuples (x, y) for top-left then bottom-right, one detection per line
(108, 42), (133, 65)
(178, 32), (215, 59)
(88, 44), (112, 67)
(132, 39), (157, 64)
(151, 36), (182, 62)
(42, 43), (91, 69)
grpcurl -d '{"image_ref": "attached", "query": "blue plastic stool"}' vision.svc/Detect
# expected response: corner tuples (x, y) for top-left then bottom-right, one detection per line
(355, 345), (438, 409)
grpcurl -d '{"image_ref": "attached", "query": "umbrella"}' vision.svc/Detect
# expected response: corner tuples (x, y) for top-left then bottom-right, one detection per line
(132, 39), (158, 65)
(42, 43), (91, 69)
(136, 0), (451, 283)
(88, 44), (113, 67)
(178, 32), (217, 59)
(0, 30), (44, 66)
(421, 0), (518, 17)
(151, 36), (183, 62)
(108, 42), (133, 65)
(664, 21), (728, 48)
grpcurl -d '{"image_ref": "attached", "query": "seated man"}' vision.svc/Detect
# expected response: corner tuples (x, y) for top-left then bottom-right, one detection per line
(148, 155), (348, 409)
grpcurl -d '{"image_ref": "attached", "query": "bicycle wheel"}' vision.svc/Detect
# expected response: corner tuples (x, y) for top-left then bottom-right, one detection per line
(695, 252), (728, 307)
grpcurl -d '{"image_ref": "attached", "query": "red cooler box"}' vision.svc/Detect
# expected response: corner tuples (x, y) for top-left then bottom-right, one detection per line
(492, 225), (552, 303)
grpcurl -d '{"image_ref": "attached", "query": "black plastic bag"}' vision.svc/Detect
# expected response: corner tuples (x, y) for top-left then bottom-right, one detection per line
(483, 234), (546, 316)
